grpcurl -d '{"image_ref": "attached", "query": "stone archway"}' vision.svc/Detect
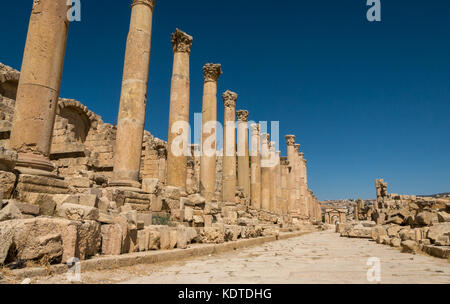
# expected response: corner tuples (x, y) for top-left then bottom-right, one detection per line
(56, 99), (98, 143)
(331, 215), (339, 224)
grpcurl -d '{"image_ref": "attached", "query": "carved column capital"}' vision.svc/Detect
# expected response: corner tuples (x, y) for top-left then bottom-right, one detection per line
(132, 0), (155, 9)
(261, 133), (270, 145)
(294, 144), (300, 153)
(285, 135), (296, 146)
(222, 90), (238, 108)
(236, 110), (249, 122)
(269, 141), (276, 151)
(299, 152), (304, 158)
(171, 28), (193, 54)
(203, 63), (222, 82)
(250, 123), (260, 135)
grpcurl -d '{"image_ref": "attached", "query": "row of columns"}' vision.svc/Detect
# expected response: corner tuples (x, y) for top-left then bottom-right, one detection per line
(9, 0), (321, 220)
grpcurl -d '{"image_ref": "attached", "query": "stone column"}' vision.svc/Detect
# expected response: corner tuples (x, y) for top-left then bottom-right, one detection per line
(250, 124), (261, 209)
(166, 29), (193, 190)
(10, 0), (71, 174)
(301, 153), (310, 218)
(269, 142), (277, 212)
(275, 151), (282, 214)
(222, 90), (238, 203)
(294, 144), (302, 214)
(111, 0), (155, 188)
(237, 110), (250, 199)
(280, 157), (289, 215)
(200, 63), (222, 201)
(260, 134), (271, 211)
(285, 135), (296, 213)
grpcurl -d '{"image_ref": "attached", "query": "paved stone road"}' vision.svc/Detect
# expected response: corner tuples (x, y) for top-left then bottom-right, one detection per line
(34, 229), (449, 284)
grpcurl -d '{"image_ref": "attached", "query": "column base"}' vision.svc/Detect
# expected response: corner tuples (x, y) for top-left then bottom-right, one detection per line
(108, 179), (142, 189)
(14, 153), (57, 177)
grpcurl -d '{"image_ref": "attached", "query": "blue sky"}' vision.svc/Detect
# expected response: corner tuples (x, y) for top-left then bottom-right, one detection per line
(1, 0), (449, 200)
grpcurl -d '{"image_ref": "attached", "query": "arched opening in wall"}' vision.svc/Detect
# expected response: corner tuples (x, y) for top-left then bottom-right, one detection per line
(331, 215), (339, 225)
(58, 106), (91, 143)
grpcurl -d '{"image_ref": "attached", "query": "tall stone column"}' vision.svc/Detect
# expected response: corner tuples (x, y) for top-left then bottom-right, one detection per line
(10, 0), (71, 174)
(275, 151), (282, 214)
(260, 134), (271, 211)
(200, 63), (222, 201)
(166, 29), (193, 190)
(222, 90), (238, 203)
(237, 110), (250, 199)
(111, 0), (155, 188)
(269, 142), (277, 212)
(285, 135), (296, 213)
(250, 124), (261, 209)
(300, 153), (310, 218)
(280, 157), (290, 215)
(294, 144), (302, 214)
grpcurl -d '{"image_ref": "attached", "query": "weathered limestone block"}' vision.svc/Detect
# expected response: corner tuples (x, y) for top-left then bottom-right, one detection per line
(13, 201), (40, 216)
(142, 178), (160, 194)
(138, 229), (150, 252)
(0, 202), (24, 222)
(437, 211), (450, 223)
(101, 224), (123, 256)
(200, 225), (225, 244)
(262, 226), (280, 237)
(422, 245), (450, 259)
(177, 226), (190, 249)
(347, 224), (372, 239)
(170, 229), (177, 249)
(224, 225), (241, 241)
(77, 194), (98, 207)
(386, 225), (403, 237)
(427, 223), (450, 245)
(390, 237), (402, 247)
(401, 240), (419, 254)
(76, 221), (101, 260)
(158, 226), (171, 250)
(416, 211), (438, 226)
(57, 203), (99, 221)
(15, 175), (69, 195)
(0, 148), (17, 171)
(0, 171), (16, 198)
(148, 228), (161, 250)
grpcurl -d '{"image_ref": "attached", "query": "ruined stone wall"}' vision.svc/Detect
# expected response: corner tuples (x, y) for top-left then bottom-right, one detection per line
(0, 63), (169, 187)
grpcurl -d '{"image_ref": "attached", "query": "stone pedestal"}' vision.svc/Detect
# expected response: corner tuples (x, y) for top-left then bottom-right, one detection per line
(222, 91), (238, 203)
(10, 0), (70, 174)
(166, 29), (193, 191)
(200, 63), (222, 201)
(236, 110), (250, 199)
(111, 0), (155, 188)
(250, 124), (261, 209)
(285, 135), (296, 213)
(260, 134), (271, 211)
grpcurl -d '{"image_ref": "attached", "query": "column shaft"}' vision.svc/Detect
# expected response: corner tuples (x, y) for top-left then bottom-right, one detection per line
(237, 110), (250, 199)
(166, 29), (193, 190)
(200, 64), (222, 201)
(112, 0), (155, 187)
(10, 0), (70, 173)
(285, 135), (296, 213)
(250, 124), (261, 209)
(260, 134), (271, 211)
(222, 91), (238, 202)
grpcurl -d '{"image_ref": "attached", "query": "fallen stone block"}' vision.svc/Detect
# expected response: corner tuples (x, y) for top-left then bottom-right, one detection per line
(13, 202), (40, 216)
(437, 211), (450, 223)
(77, 194), (98, 208)
(158, 226), (171, 250)
(57, 203), (99, 221)
(101, 224), (122, 256)
(401, 240), (419, 254)
(0, 201), (24, 222)
(137, 230), (150, 252)
(427, 222), (450, 245)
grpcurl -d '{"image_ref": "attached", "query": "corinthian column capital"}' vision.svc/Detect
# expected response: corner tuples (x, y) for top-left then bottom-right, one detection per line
(261, 133), (270, 145)
(285, 135), (296, 146)
(250, 123), (260, 135)
(294, 144), (300, 153)
(236, 110), (249, 122)
(132, 0), (155, 9)
(222, 90), (238, 108)
(171, 28), (193, 54)
(203, 63), (222, 82)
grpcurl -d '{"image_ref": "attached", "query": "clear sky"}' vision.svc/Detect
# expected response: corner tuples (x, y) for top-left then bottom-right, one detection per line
(1, 0), (449, 201)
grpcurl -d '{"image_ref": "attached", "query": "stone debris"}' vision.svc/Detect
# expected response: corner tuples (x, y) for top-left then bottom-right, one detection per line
(335, 179), (450, 260)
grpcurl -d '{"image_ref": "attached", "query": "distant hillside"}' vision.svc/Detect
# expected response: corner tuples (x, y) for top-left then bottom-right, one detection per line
(417, 193), (450, 198)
